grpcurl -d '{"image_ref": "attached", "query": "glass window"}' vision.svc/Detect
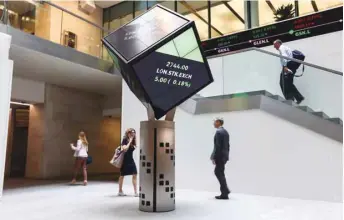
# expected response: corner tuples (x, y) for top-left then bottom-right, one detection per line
(34, 3), (51, 41)
(120, 13), (133, 26)
(102, 9), (111, 61)
(134, 0), (146, 17)
(210, 0), (245, 38)
(135, 9), (146, 18)
(103, 8), (110, 31)
(109, 13), (132, 31)
(142, 0), (176, 12)
(315, 0), (343, 10)
(159, 1), (176, 11)
(177, 1), (209, 40)
(298, 1), (314, 16)
(258, 0), (295, 26)
(110, 18), (121, 31)
(61, 11), (102, 57)
(0, 1), (36, 34)
(109, 1), (133, 31)
(148, 0), (157, 9)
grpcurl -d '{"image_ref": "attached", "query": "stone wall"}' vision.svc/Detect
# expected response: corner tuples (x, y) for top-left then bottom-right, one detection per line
(21, 84), (121, 179)
(42, 84), (103, 178)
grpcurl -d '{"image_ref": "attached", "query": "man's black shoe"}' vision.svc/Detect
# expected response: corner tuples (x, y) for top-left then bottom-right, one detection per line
(215, 195), (229, 200)
(296, 97), (305, 105)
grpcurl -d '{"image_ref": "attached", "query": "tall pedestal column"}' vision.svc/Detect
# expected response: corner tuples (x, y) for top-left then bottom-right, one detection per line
(139, 120), (175, 212)
(0, 33), (14, 199)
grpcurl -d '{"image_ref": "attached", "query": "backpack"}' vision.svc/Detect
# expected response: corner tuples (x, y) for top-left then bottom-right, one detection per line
(292, 50), (305, 77)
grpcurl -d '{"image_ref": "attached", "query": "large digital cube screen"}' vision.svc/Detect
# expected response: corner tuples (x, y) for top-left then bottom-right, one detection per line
(133, 28), (212, 119)
(104, 6), (188, 61)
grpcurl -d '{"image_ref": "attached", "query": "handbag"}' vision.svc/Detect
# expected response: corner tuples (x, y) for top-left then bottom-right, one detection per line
(110, 146), (125, 168)
(87, 156), (93, 165)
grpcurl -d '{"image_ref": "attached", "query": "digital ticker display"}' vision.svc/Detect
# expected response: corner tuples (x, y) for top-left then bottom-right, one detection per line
(202, 6), (343, 57)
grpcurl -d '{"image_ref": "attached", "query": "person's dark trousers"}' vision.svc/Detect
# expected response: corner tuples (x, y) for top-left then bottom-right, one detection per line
(279, 61), (304, 102)
(214, 160), (230, 196)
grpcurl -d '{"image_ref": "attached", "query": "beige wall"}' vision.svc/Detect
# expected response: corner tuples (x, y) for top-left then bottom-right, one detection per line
(88, 117), (121, 175)
(48, 1), (103, 57)
(35, 3), (51, 41)
(26, 104), (45, 178)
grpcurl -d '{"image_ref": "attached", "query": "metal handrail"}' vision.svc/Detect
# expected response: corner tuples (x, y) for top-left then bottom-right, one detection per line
(208, 47), (343, 76)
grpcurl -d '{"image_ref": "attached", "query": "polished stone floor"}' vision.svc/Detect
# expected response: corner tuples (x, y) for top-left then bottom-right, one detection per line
(0, 179), (342, 220)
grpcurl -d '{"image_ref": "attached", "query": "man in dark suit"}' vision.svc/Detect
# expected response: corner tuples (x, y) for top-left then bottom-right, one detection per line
(211, 117), (230, 200)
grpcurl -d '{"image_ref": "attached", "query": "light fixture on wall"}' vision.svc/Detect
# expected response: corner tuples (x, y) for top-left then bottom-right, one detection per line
(10, 101), (31, 106)
(79, 0), (96, 14)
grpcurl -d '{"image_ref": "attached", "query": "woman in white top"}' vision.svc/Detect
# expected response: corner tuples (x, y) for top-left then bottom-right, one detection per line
(70, 131), (88, 185)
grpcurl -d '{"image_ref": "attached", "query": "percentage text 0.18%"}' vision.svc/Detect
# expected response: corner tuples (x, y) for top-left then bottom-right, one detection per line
(154, 76), (191, 88)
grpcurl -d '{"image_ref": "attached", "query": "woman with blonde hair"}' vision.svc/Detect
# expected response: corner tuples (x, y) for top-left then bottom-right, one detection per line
(118, 128), (138, 196)
(70, 131), (89, 186)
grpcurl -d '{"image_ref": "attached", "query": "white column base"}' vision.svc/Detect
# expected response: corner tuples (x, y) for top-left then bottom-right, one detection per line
(0, 33), (13, 199)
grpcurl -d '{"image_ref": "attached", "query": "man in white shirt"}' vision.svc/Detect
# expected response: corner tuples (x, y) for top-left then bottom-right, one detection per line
(273, 39), (304, 104)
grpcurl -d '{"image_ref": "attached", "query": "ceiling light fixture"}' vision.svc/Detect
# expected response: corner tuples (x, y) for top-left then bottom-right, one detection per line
(0, 5), (16, 15)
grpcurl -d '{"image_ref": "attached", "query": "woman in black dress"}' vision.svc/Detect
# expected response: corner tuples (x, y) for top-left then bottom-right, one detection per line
(118, 128), (138, 197)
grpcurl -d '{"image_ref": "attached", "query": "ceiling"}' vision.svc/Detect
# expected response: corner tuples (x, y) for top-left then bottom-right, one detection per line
(10, 44), (123, 97)
(95, 1), (123, 8)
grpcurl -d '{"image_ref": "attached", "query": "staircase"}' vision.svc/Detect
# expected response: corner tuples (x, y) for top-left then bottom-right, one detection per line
(181, 90), (342, 142)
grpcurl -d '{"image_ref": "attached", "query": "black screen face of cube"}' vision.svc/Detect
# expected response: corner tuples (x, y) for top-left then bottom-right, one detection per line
(104, 6), (188, 61)
(133, 27), (213, 119)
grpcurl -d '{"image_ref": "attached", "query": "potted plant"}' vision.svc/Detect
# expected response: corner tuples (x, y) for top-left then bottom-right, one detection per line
(274, 4), (295, 22)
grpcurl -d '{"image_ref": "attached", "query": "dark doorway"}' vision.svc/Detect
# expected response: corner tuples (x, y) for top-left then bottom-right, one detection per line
(9, 107), (29, 178)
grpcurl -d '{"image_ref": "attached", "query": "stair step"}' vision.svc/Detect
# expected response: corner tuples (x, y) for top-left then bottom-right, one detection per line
(202, 90), (269, 101)
(326, 118), (343, 125)
(263, 91), (273, 97)
(296, 106), (314, 113)
(269, 95), (285, 101)
(312, 111), (330, 119)
(282, 100), (297, 106)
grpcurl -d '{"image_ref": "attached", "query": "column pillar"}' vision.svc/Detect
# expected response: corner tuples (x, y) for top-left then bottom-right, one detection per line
(139, 120), (175, 212)
(0, 33), (14, 199)
(244, 0), (259, 29)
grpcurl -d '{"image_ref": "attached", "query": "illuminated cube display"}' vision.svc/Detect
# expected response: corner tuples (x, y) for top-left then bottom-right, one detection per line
(102, 5), (213, 119)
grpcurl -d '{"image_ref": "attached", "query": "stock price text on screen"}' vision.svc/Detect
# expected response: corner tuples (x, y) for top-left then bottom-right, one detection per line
(202, 7), (343, 57)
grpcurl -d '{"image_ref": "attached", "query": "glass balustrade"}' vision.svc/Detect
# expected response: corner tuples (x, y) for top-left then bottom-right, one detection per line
(0, 1), (110, 61)
(199, 49), (342, 119)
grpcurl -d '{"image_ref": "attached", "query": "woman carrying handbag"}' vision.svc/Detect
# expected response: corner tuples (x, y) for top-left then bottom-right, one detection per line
(70, 131), (89, 186)
(111, 128), (138, 197)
